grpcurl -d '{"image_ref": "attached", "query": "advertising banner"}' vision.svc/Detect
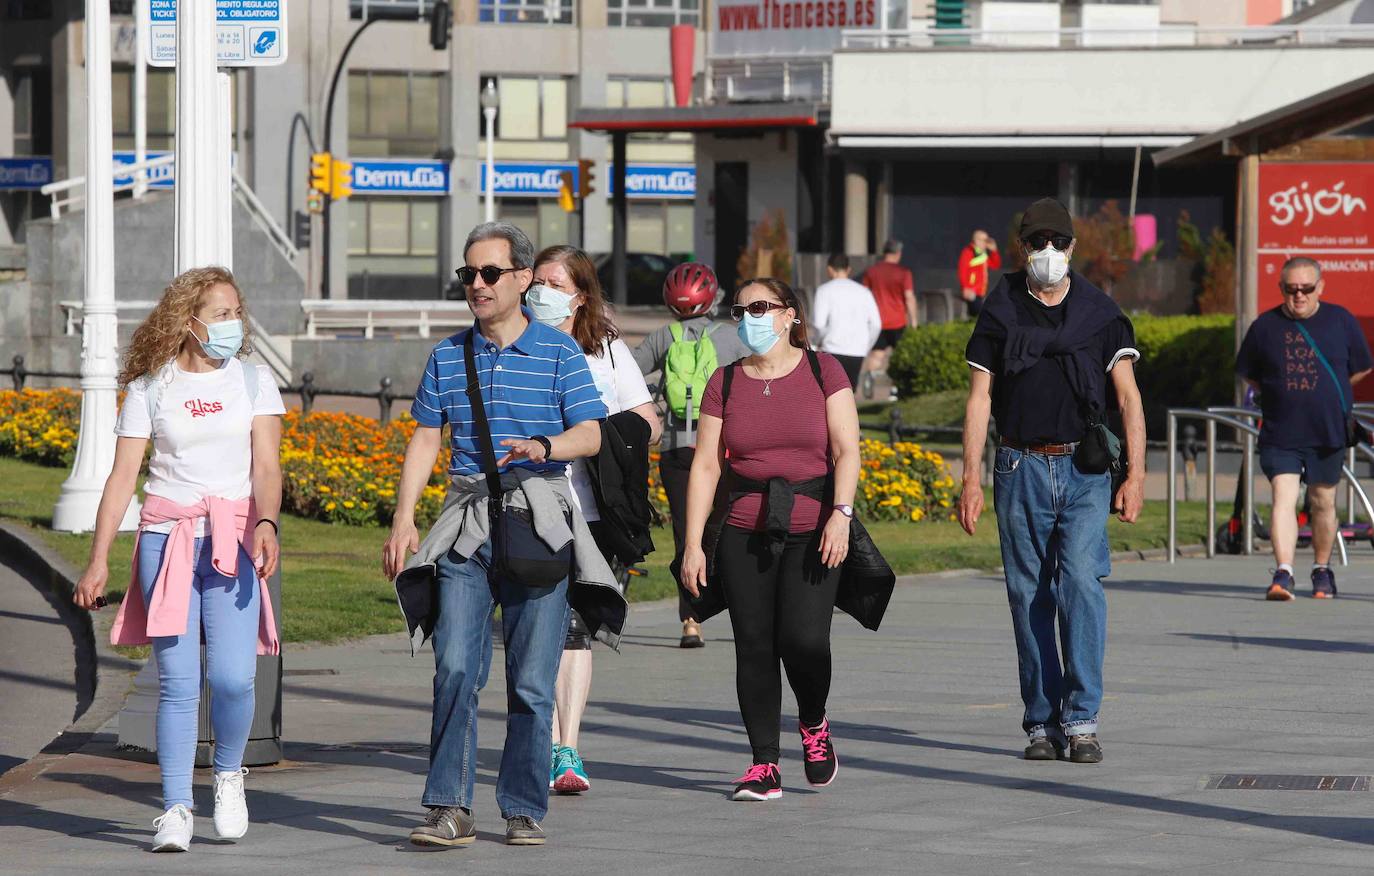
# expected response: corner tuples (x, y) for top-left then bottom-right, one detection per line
(350, 159), (451, 196)
(480, 162), (696, 199)
(711, 0), (884, 57)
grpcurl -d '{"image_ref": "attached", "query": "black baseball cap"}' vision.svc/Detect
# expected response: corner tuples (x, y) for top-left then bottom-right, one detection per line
(1019, 198), (1075, 240)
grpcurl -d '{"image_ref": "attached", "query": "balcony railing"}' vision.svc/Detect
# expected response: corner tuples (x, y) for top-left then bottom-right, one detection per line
(841, 23), (1374, 50)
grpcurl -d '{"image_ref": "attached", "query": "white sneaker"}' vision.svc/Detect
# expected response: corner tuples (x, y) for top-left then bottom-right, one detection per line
(151, 804), (193, 852)
(212, 768), (249, 840)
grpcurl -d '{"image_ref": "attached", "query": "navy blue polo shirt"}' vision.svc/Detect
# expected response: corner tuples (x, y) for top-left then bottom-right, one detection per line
(410, 311), (608, 475)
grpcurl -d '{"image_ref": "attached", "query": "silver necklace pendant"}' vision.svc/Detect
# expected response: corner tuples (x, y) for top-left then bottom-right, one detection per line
(763, 381), (773, 396)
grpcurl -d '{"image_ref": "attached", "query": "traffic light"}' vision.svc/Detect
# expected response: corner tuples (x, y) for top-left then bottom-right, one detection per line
(429, 0), (452, 50)
(331, 159), (353, 199)
(293, 210), (311, 249)
(577, 158), (595, 199)
(558, 170), (575, 213)
(310, 151), (332, 196)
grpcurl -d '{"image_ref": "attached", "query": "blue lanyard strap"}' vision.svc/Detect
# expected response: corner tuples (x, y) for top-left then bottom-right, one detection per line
(1293, 320), (1349, 412)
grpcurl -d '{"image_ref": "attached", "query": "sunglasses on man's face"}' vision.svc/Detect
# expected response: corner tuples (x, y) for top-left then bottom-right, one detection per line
(1023, 233), (1073, 252)
(455, 264), (521, 286)
(1281, 282), (1318, 297)
(730, 300), (789, 321)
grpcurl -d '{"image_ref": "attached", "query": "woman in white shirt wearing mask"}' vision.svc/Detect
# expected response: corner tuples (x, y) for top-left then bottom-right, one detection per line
(527, 245), (661, 794)
(72, 266), (285, 853)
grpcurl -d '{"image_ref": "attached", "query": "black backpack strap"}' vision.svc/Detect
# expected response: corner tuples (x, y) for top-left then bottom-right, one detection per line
(463, 330), (504, 511)
(805, 348), (823, 390)
(721, 361), (737, 410)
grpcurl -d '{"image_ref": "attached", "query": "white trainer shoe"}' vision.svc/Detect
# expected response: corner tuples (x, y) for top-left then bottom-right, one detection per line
(212, 768), (250, 840)
(151, 804), (193, 852)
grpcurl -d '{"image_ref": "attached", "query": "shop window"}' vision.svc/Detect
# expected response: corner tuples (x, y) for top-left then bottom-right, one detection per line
(608, 0), (699, 27)
(349, 71), (445, 158)
(479, 0), (574, 24)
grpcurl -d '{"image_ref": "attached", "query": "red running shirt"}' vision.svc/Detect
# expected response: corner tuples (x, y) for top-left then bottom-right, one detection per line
(700, 351), (851, 533)
(862, 260), (915, 330)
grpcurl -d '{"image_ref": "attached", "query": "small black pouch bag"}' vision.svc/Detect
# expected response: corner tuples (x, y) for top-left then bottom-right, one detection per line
(464, 331), (572, 587)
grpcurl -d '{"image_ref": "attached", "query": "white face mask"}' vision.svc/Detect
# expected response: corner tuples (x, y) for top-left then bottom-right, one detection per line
(525, 284), (576, 326)
(1026, 246), (1069, 288)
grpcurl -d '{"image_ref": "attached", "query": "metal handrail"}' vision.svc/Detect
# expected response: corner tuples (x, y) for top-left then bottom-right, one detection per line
(40, 154), (176, 220)
(1167, 407), (1374, 565)
(232, 168), (299, 263)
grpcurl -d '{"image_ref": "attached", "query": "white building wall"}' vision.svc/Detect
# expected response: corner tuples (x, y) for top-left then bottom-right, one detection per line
(970, 1), (1061, 45)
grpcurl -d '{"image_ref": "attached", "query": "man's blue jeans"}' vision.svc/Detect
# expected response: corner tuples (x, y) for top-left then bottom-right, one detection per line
(423, 537), (570, 820)
(992, 445), (1110, 741)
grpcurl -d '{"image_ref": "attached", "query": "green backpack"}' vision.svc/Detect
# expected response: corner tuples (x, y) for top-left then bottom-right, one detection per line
(663, 321), (719, 421)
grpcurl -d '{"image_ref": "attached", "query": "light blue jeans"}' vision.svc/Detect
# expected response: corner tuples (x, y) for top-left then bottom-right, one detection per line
(137, 532), (260, 808)
(992, 445), (1111, 741)
(423, 538), (570, 820)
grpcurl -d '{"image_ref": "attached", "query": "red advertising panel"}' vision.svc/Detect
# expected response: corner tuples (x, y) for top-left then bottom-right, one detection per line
(1258, 162), (1374, 398)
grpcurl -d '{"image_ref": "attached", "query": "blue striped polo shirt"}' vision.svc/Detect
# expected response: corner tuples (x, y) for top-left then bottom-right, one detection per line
(410, 312), (608, 476)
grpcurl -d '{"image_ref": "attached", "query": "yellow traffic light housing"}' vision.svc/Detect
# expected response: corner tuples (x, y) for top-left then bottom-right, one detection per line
(577, 158), (595, 199)
(331, 159), (353, 200)
(558, 170), (575, 213)
(310, 152), (332, 196)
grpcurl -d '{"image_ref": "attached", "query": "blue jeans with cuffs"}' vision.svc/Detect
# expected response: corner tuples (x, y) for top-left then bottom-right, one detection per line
(992, 445), (1111, 741)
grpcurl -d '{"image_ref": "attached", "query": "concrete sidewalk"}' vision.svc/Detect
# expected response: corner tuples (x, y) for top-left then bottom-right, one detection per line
(3, 553), (1374, 875)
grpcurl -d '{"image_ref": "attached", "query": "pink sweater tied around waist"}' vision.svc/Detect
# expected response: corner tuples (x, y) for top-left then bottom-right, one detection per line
(110, 494), (280, 655)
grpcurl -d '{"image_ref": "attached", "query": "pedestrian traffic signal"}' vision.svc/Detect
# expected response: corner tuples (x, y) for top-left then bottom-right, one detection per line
(310, 152), (332, 196)
(293, 210), (311, 249)
(578, 158), (595, 199)
(331, 159), (353, 200)
(558, 170), (575, 213)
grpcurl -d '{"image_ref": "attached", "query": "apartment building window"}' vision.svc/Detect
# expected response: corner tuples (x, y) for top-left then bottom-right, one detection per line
(347, 198), (441, 298)
(478, 0), (574, 24)
(111, 68), (176, 151)
(480, 75), (569, 141)
(608, 0), (700, 27)
(349, 72), (444, 158)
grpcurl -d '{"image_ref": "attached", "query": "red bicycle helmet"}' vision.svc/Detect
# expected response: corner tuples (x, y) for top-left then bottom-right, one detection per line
(662, 262), (720, 318)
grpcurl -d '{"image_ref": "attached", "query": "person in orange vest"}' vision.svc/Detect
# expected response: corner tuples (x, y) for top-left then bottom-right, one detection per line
(958, 229), (1001, 318)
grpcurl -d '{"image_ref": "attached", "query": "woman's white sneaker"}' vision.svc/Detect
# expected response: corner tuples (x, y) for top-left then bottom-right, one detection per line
(151, 804), (193, 852)
(212, 768), (250, 840)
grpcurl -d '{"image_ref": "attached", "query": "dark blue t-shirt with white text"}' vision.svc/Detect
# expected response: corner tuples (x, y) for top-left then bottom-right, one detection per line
(1236, 303), (1373, 450)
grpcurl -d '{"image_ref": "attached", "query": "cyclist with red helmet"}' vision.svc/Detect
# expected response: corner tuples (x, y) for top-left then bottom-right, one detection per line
(633, 263), (748, 647)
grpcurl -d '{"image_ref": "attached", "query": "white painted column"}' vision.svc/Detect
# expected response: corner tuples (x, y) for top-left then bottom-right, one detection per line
(175, 0), (232, 272)
(133, 0), (149, 198)
(52, 0), (139, 533)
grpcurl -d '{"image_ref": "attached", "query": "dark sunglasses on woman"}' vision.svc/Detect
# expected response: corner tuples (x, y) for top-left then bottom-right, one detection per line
(1023, 233), (1073, 252)
(455, 264), (521, 286)
(730, 300), (790, 321)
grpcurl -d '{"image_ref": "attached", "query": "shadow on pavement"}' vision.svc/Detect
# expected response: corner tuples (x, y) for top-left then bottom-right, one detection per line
(1107, 577), (1374, 603)
(1172, 632), (1374, 654)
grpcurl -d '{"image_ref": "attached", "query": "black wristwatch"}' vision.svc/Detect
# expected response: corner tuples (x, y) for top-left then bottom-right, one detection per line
(530, 435), (553, 458)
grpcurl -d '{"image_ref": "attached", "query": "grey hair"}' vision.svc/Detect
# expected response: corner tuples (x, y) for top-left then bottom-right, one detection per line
(1280, 255), (1322, 281)
(464, 221), (535, 270)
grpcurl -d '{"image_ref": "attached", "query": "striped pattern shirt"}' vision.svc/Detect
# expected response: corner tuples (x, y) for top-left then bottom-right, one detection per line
(410, 316), (607, 476)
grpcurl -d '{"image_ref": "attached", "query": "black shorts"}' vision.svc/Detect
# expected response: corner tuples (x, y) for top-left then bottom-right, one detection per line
(1259, 445), (1344, 487)
(874, 327), (906, 351)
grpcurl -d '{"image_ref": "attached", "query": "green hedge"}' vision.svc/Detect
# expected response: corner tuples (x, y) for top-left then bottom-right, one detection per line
(888, 313), (1236, 429)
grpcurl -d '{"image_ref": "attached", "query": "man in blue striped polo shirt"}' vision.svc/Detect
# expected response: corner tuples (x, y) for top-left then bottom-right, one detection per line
(384, 222), (607, 848)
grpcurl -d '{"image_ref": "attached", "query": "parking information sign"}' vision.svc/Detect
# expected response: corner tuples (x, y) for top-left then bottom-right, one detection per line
(147, 0), (288, 67)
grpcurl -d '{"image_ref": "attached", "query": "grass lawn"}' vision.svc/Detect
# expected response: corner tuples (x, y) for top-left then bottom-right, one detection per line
(0, 456), (1225, 645)
(858, 389), (968, 442)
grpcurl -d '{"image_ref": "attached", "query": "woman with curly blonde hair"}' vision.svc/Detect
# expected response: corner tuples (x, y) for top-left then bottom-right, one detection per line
(74, 266), (285, 853)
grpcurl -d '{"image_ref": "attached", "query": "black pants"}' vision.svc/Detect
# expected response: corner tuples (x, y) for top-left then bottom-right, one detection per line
(660, 446), (729, 622)
(717, 525), (841, 764)
(832, 354), (864, 391)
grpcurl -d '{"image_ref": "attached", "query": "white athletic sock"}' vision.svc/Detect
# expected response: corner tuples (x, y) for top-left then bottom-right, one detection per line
(1278, 563), (1294, 575)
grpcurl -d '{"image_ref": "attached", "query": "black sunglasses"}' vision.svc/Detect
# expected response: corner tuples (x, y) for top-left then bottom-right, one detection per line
(730, 300), (790, 321)
(456, 264), (521, 286)
(1281, 282), (1318, 297)
(1023, 233), (1073, 252)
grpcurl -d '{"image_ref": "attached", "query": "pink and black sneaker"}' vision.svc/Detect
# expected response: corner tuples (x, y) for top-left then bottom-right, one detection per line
(800, 718), (838, 786)
(731, 763), (782, 801)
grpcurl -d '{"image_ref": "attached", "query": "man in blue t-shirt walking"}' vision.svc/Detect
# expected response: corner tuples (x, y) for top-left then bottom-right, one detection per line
(1237, 256), (1373, 600)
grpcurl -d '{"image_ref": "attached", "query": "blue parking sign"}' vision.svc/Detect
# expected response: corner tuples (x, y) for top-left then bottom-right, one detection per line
(147, 0), (288, 67)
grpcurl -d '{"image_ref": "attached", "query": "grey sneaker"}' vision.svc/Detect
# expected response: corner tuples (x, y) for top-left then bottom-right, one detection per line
(409, 806), (476, 847)
(505, 815), (546, 846)
(1068, 733), (1104, 764)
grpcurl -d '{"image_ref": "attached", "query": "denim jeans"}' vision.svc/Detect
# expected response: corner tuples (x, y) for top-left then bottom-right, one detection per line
(423, 537), (570, 820)
(138, 532), (260, 808)
(992, 445), (1110, 740)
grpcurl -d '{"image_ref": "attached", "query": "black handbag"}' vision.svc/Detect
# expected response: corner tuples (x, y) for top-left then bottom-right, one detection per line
(463, 330), (572, 587)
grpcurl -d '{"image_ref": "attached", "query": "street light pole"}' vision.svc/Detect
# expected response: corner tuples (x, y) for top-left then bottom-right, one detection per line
(53, 0), (136, 532)
(481, 80), (498, 223)
(133, 0), (148, 198)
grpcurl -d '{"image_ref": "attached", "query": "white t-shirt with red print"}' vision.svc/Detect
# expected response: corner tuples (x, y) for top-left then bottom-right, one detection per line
(116, 358), (286, 534)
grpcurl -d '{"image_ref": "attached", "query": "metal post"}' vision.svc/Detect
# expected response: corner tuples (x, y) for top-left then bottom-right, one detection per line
(482, 80), (498, 223)
(1181, 424), (1197, 502)
(133, 0), (149, 198)
(1167, 413), (1176, 563)
(1346, 447), (1356, 525)
(1206, 418), (1216, 558)
(378, 377), (393, 425)
(1243, 430), (1255, 555)
(300, 372), (317, 416)
(611, 131), (629, 306)
(888, 406), (901, 446)
(321, 18), (381, 300)
(52, 0), (139, 533)
(173, 0), (227, 273)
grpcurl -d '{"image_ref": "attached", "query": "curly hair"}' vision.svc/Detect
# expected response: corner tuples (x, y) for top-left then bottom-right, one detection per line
(117, 266), (254, 387)
(533, 245), (618, 356)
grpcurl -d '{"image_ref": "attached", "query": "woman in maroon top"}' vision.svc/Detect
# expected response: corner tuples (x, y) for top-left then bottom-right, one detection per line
(680, 278), (861, 802)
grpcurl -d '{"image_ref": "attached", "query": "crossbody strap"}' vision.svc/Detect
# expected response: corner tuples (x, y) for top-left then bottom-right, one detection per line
(1293, 321), (1349, 412)
(462, 330), (505, 508)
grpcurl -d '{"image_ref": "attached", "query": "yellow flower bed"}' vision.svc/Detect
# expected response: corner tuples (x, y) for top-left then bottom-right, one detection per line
(857, 439), (959, 523)
(0, 389), (82, 467)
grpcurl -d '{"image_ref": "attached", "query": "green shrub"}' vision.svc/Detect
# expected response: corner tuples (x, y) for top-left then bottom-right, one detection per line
(889, 321), (976, 396)
(888, 312), (1236, 433)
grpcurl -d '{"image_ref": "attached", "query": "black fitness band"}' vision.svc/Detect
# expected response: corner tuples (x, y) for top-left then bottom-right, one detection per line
(256, 518), (279, 534)
(530, 435), (553, 459)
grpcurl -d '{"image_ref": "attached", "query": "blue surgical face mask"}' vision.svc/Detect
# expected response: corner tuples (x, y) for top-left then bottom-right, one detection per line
(737, 311), (782, 355)
(192, 316), (244, 360)
(525, 284), (575, 327)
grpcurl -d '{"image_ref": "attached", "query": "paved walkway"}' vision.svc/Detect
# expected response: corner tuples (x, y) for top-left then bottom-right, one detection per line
(3, 553), (1374, 875)
(0, 563), (81, 777)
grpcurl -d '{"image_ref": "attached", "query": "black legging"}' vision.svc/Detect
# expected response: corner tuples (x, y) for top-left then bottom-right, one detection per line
(661, 447), (729, 622)
(717, 525), (842, 765)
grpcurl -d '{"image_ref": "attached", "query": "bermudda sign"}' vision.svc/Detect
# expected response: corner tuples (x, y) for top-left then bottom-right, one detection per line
(480, 162), (696, 199)
(350, 159), (451, 196)
(712, 0), (885, 56)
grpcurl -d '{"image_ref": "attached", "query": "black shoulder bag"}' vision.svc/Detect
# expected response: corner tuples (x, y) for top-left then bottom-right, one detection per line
(463, 330), (573, 587)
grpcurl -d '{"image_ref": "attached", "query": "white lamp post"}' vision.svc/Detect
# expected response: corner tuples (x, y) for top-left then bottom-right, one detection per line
(176, 0), (232, 273)
(481, 79), (498, 223)
(133, 0), (148, 198)
(52, 0), (138, 533)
